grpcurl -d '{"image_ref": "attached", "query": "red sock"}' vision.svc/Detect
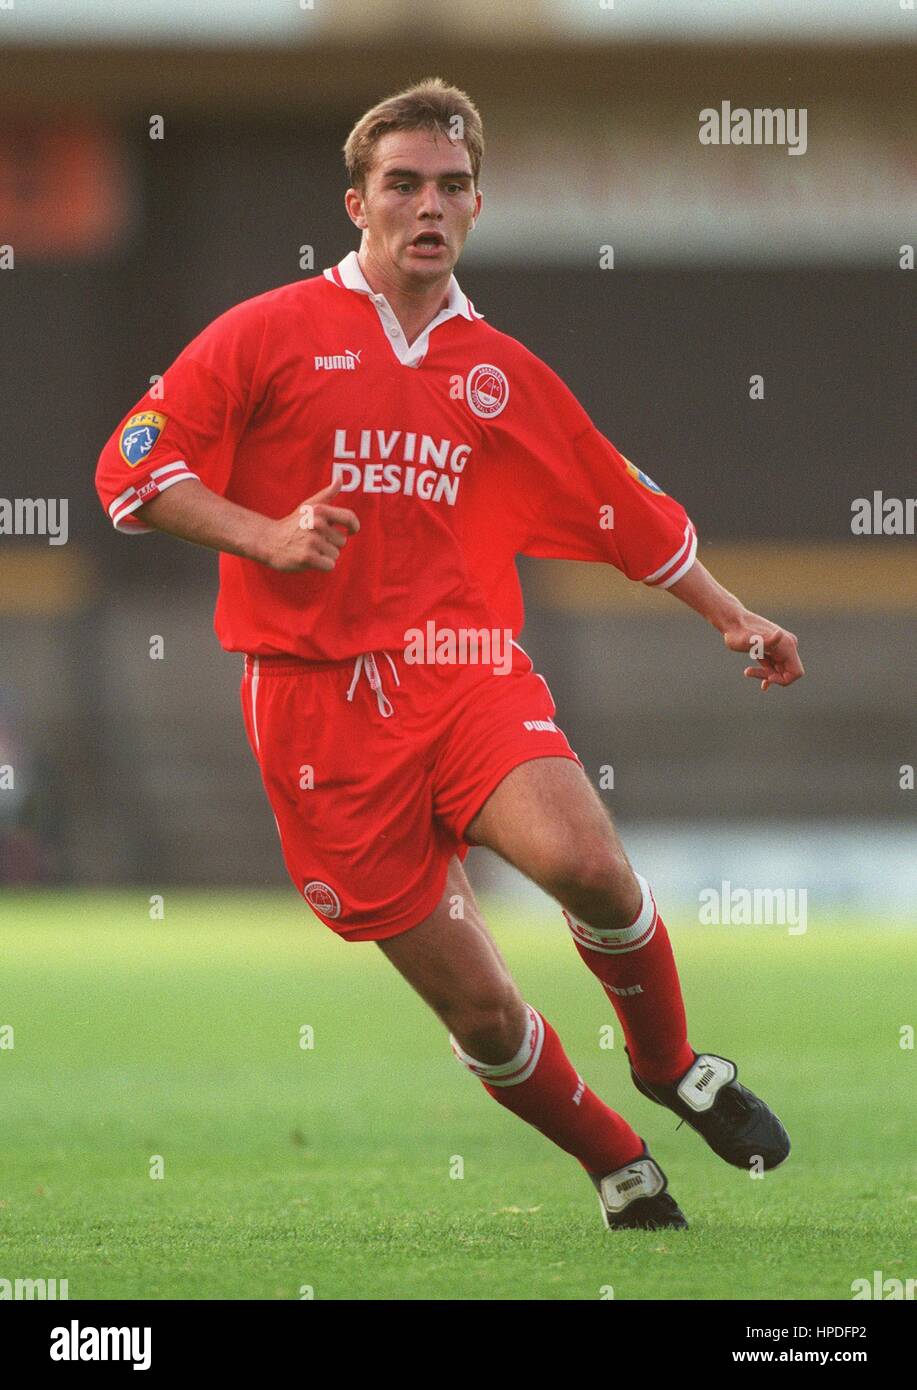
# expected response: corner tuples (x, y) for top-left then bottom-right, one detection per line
(451, 1005), (643, 1177)
(565, 874), (695, 1085)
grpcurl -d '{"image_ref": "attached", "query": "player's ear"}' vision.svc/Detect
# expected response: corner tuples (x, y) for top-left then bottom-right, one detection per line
(344, 187), (367, 230)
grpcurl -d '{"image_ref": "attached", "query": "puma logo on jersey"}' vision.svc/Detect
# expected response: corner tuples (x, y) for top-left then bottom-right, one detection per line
(314, 349), (363, 371)
(523, 719), (558, 733)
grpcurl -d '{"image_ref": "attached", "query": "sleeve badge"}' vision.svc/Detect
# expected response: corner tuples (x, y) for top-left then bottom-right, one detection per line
(625, 459), (665, 495)
(119, 411), (168, 467)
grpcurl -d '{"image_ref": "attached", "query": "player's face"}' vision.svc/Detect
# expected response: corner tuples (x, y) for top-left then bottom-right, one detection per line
(348, 128), (482, 285)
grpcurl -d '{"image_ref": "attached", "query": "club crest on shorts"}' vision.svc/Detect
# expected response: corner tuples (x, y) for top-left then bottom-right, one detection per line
(465, 363), (509, 419)
(119, 411), (167, 467)
(625, 459), (664, 494)
(303, 879), (342, 919)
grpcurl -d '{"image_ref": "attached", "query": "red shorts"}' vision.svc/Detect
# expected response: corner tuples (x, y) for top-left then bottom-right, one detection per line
(240, 641), (581, 942)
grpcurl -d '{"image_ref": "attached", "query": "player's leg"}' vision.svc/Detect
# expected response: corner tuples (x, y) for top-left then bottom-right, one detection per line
(377, 855), (525, 1062)
(466, 757), (695, 1086)
(377, 854), (687, 1228)
(466, 758), (790, 1170)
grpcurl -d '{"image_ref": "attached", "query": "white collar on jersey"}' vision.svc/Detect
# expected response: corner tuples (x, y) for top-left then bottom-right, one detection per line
(323, 249), (480, 368)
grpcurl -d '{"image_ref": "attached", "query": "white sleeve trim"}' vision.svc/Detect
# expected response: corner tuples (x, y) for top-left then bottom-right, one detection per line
(108, 464), (199, 532)
(642, 523), (698, 589)
(111, 496), (153, 532)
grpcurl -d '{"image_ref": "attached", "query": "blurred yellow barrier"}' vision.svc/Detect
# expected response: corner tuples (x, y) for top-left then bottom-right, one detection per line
(0, 542), (911, 619)
(0, 547), (95, 616)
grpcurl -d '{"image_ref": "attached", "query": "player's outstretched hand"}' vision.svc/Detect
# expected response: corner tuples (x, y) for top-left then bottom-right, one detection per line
(722, 612), (805, 692)
(265, 478), (360, 572)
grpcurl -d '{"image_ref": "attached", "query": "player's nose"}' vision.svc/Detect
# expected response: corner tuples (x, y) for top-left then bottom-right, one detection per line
(416, 182), (445, 215)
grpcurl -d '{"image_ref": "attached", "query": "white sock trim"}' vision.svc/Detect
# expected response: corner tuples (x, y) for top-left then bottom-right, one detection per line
(564, 873), (658, 955)
(450, 1004), (545, 1087)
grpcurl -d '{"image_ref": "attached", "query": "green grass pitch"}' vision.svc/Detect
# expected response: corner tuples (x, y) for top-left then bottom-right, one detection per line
(1, 892), (913, 1300)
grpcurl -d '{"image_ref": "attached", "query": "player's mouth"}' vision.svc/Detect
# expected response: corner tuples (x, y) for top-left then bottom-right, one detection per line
(407, 232), (447, 257)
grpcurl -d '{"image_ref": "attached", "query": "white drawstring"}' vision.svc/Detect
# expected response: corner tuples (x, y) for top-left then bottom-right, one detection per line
(346, 651), (400, 718)
(381, 651), (400, 686)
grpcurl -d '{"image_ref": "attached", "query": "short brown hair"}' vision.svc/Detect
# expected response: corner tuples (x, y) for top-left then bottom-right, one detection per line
(343, 77), (484, 192)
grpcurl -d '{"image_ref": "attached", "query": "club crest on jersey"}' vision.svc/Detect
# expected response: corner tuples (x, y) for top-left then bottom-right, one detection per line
(303, 879), (342, 919)
(625, 460), (664, 494)
(119, 411), (167, 467)
(466, 363), (509, 419)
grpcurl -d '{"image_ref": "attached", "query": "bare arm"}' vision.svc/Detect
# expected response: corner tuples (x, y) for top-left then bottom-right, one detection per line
(139, 476), (359, 573)
(667, 559), (804, 691)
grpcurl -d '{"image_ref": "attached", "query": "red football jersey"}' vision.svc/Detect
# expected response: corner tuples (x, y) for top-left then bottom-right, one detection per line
(96, 251), (697, 659)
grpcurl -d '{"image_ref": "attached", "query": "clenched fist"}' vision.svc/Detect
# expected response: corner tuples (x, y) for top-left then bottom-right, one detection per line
(263, 477), (360, 573)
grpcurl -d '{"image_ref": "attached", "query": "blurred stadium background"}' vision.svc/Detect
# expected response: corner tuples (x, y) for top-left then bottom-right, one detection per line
(1, 0), (914, 915)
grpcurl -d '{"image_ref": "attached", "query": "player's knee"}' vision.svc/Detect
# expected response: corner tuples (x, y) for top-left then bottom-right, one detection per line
(540, 840), (636, 916)
(447, 984), (527, 1063)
